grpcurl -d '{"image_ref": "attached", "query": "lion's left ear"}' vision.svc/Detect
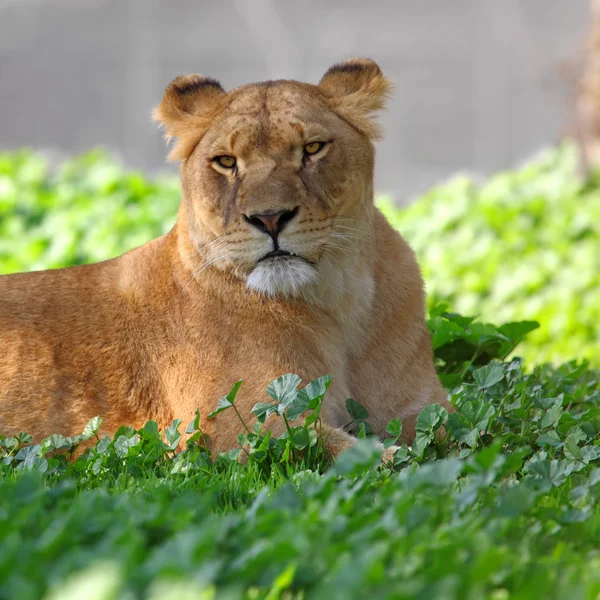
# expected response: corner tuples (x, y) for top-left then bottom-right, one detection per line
(318, 58), (392, 139)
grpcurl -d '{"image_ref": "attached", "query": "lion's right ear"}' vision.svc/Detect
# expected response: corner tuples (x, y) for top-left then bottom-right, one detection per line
(153, 74), (226, 161)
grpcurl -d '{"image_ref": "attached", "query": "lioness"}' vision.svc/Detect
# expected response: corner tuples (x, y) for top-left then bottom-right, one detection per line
(0, 58), (450, 458)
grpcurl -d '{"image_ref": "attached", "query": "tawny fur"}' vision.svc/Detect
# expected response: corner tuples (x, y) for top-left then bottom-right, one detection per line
(0, 58), (450, 458)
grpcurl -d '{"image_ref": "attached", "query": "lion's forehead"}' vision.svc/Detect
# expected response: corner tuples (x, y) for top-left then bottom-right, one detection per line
(226, 81), (326, 113)
(203, 84), (336, 153)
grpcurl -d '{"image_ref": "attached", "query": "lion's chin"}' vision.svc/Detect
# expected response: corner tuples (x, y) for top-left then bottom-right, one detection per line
(246, 257), (318, 298)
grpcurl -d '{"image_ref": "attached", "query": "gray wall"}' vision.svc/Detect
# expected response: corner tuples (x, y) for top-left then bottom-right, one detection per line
(0, 0), (590, 200)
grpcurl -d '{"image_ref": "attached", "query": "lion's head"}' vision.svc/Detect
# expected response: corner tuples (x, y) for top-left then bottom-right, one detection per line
(154, 58), (391, 298)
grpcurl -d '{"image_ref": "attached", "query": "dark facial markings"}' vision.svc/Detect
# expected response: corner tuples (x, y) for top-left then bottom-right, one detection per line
(322, 62), (378, 78)
(291, 122), (305, 138)
(256, 84), (271, 149)
(228, 130), (239, 154)
(220, 175), (241, 227)
(299, 167), (327, 210)
(174, 76), (224, 96)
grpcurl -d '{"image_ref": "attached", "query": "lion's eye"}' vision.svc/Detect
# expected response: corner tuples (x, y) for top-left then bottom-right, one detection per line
(303, 142), (326, 156)
(214, 155), (236, 169)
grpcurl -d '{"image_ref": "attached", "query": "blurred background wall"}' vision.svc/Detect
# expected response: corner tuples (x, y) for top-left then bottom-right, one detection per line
(0, 0), (590, 200)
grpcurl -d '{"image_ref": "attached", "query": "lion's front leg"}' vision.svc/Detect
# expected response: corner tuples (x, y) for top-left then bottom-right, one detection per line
(348, 316), (451, 445)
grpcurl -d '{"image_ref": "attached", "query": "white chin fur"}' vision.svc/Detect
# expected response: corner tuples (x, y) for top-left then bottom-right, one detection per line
(246, 258), (318, 298)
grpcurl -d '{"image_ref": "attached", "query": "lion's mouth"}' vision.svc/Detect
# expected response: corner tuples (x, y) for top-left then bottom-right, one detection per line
(258, 250), (299, 262)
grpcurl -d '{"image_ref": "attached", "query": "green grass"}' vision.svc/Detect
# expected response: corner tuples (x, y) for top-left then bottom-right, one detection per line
(1, 357), (599, 599)
(1, 148), (599, 599)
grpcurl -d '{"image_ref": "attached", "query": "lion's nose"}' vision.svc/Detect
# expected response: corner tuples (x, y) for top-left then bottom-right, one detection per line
(243, 207), (299, 238)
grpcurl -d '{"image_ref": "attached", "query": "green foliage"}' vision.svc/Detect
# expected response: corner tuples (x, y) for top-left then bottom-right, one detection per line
(208, 373), (330, 472)
(0, 149), (179, 273)
(379, 143), (600, 365)
(1, 358), (599, 599)
(427, 303), (539, 387)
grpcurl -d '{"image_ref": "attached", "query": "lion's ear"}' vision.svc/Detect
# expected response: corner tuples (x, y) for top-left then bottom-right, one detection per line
(318, 58), (392, 139)
(153, 74), (226, 161)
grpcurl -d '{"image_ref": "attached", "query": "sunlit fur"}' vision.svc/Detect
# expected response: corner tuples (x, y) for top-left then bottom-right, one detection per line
(0, 59), (452, 461)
